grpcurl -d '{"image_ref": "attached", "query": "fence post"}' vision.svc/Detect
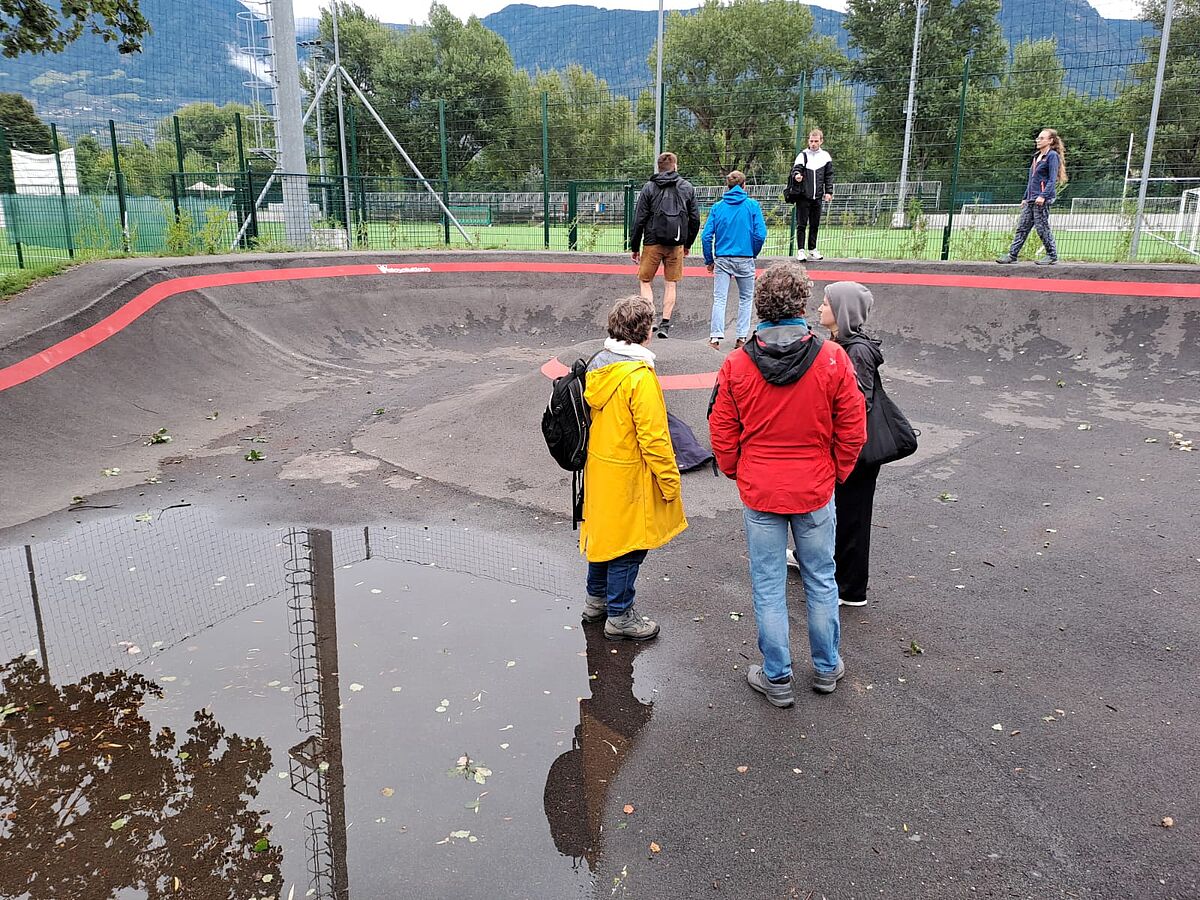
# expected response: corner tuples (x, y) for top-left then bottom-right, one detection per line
(542, 91), (550, 250)
(348, 102), (360, 245)
(50, 124), (75, 260)
(790, 74), (806, 257)
(172, 115), (185, 222)
(439, 99), (450, 246)
(658, 80), (668, 155)
(0, 125), (27, 268)
(108, 120), (130, 254)
(233, 113), (250, 246)
(940, 56), (970, 261)
(245, 168), (259, 245)
(623, 181), (635, 251)
(567, 181), (578, 251)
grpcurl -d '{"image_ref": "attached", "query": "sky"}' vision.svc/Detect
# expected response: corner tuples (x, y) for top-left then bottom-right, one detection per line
(292, 0), (1146, 24)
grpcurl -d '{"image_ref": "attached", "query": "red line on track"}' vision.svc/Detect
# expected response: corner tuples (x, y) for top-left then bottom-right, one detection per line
(3, 260), (1197, 393)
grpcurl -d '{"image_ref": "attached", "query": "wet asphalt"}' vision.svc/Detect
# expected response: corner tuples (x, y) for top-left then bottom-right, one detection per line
(0, 252), (1197, 899)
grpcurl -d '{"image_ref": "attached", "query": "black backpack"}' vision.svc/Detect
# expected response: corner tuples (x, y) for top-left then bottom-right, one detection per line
(650, 184), (688, 245)
(542, 353), (599, 528)
(783, 152), (806, 203)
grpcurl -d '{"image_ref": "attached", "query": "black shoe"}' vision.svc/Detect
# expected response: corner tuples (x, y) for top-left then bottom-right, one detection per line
(1034, 257), (1058, 266)
(655, 320), (671, 339)
(995, 255), (1017, 264)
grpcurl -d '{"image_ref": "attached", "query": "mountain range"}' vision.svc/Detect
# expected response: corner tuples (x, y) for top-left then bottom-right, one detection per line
(0, 0), (1154, 136)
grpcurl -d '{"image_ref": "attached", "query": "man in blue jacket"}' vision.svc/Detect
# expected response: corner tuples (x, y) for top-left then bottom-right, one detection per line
(702, 171), (768, 350)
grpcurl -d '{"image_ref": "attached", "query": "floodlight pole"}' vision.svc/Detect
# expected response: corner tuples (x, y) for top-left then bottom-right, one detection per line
(653, 0), (665, 161)
(1130, 0), (1174, 259)
(893, 0), (925, 229)
(271, 0), (312, 246)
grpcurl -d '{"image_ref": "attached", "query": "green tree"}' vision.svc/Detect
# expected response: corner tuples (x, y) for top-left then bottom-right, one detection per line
(155, 102), (258, 175)
(317, 3), (517, 183)
(0, 0), (151, 58)
(966, 40), (1126, 197)
(74, 133), (110, 193)
(648, 0), (846, 180)
(0, 93), (53, 192)
(845, 0), (1006, 174)
(486, 65), (648, 186)
(1119, 0), (1200, 181)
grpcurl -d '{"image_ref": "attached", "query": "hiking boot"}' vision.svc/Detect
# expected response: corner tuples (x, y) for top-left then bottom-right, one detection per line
(995, 255), (1017, 264)
(603, 607), (660, 641)
(808, 249), (824, 261)
(1035, 256), (1058, 266)
(794, 248), (807, 261)
(655, 320), (671, 339)
(582, 594), (607, 623)
(709, 338), (722, 351)
(734, 337), (747, 349)
(812, 659), (845, 694)
(747, 665), (795, 708)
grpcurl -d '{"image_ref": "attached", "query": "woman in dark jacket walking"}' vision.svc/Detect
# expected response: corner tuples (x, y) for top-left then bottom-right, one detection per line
(996, 128), (1068, 266)
(789, 281), (883, 607)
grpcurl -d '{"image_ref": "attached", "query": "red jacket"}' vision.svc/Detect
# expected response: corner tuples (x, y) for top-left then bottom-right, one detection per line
(708, 326), (866, 514)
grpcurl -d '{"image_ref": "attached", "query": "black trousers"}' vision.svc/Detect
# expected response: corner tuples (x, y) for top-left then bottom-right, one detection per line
(795, 198), (824, 251)
(834, 461), (881, 603)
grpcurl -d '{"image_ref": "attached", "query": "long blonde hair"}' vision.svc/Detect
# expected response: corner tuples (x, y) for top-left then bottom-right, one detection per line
(1042, 128), (1068, 185)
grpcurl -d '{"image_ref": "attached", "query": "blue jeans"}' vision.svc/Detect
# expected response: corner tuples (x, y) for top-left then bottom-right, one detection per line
(586, 549), (648, 615)
(743, 499), (840, 681)
(709, 257), (756, 340)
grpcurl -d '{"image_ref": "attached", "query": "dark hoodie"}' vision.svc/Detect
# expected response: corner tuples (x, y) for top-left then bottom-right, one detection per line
(824, 281), (884, 409)
(630, 170), (701, 251)
(742, 323), (824, 386)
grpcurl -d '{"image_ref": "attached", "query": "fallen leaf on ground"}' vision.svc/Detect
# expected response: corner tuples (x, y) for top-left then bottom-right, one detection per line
(623, 804), (635, 814)
(380, 787), (394, 797)
(649, 842), (661, 853)
(1161, 816), (1175, 828)
(736, 765), (749, 774)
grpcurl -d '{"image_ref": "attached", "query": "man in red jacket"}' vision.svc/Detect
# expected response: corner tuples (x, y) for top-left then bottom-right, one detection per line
(708, 262), (866, 707)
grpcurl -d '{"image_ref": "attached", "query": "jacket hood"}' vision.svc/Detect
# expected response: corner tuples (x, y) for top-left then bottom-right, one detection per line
(824, 281), (874, 337)
(651, 171), (681, 188)
(721, 185), (748, 205)
(584, 360), (647, 410)
(743, 324), (823, 386)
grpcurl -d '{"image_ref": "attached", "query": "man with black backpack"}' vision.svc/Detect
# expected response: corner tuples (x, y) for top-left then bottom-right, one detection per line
(630, 152), (701, 339)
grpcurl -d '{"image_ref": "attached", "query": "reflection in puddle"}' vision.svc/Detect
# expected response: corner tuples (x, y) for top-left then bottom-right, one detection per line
(0, 511), (653, 898)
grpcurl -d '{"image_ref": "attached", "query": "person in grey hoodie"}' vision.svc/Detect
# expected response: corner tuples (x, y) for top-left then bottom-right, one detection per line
(795, 281), (884, 608)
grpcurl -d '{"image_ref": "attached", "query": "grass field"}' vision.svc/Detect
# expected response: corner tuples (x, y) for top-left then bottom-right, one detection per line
(2, 218), (1194, 271)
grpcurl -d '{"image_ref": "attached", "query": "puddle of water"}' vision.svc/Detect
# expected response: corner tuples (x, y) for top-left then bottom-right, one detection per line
(0, 511), (654, 898)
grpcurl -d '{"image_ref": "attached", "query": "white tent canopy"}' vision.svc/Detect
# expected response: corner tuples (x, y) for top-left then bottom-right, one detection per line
(11, 148), (78, 195)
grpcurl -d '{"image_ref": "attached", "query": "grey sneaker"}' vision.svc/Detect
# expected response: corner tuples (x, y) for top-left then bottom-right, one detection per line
(747, 665), (795, 708)
(808, 249), (824, 261)
(786, 548), (800, 570)
(1034, 256), (1058, 266)
(812, 659), (845, 694)
(604, 607), (660, 642)
(995, 255), (1017, 264)
(582, 594), (607, 623)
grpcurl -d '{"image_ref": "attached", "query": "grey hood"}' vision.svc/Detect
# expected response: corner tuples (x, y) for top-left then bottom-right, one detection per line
(825, 281), (874, 337)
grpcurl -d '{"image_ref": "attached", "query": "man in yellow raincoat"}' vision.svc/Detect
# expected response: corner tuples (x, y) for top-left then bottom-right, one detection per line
(579, 296), (687, 641)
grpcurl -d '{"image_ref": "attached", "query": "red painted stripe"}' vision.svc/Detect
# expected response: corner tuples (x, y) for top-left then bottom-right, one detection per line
(3, 260), (1197, 393)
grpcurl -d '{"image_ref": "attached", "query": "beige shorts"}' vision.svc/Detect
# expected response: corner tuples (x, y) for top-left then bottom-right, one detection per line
(638, 244), (684, 282)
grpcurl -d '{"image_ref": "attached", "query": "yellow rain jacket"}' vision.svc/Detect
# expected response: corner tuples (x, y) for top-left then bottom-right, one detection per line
(579, 359), (687, 562)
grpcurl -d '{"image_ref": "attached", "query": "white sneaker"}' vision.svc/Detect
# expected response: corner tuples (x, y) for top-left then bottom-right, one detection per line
(786, 548), (800, 570)
(794, 249), (807, 261)
(808, 249), (824, 261)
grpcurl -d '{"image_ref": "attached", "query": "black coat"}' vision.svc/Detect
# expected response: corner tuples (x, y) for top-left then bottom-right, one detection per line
(630, 171), (701, 251)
